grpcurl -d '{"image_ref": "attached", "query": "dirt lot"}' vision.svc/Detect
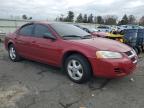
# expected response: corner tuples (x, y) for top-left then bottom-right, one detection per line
(0, 42), (144, 108)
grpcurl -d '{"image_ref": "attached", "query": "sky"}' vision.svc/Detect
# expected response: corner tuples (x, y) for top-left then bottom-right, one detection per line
(0, 0), (144, 20)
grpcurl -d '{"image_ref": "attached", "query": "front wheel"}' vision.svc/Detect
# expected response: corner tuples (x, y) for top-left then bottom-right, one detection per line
(64, 54), (92, 83)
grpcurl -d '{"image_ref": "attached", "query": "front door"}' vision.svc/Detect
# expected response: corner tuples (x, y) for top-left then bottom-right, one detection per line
(30, 24), (62, 65)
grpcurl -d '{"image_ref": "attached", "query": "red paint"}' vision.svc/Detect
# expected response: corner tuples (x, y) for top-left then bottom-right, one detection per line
(4, 22), (137, 78)
(91, 32), (108, 38)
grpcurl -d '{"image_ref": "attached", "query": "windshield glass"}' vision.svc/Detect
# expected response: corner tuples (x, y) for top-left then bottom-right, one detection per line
(50, 23), (90, 37)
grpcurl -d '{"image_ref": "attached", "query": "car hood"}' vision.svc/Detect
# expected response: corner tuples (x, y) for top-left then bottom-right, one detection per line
(91, 32), (108, 37)
(70, 37), (131, 52)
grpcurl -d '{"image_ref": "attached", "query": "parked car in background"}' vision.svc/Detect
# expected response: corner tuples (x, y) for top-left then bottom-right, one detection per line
(74, 25), (108, 37)
(74, 25), (98, 33)
(139, 26), (144, 29)
(96, 25), (112, 32)
(117, 25), (140, 32)
(107, 32), (124, 43)
(75, 25), (107, 37)
(75, 25), (124, 42)
(5, 22), (137, 83)
(123, 29), (144, 54)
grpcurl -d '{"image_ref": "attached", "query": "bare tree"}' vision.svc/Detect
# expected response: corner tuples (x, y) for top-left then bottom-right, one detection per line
(139, 16), (144, 26)
(128, 15), (136, 24)
(104, 15), (117, 25)
(22, 14), (27, 20)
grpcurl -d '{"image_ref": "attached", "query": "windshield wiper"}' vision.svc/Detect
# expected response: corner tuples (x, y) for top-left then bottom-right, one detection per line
(62, 35), (92, 39)
(82, 35), (92, 39)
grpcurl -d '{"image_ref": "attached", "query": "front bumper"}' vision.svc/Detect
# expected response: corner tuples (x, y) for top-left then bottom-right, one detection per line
(90, 55), (137, 78)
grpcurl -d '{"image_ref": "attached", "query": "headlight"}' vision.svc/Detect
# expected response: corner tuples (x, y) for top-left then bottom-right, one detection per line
(96, 51), (123, 59)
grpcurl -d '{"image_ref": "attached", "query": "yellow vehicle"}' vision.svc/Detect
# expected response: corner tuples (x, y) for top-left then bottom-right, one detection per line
(106, 32), (124, 43)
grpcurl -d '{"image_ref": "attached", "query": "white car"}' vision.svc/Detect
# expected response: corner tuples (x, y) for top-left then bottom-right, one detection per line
(96, 26), (112, 32)
(139, 26), (144, 29)
(117, 25), (141, 32)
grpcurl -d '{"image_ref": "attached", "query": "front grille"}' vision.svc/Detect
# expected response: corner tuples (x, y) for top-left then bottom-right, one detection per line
(124, 50), (137, 64)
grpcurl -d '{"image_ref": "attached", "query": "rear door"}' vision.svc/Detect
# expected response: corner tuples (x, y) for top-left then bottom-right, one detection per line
(15, 23), (35, 58)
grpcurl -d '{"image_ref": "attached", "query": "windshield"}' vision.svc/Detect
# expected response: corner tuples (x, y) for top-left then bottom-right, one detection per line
(50, 23), (90, 37)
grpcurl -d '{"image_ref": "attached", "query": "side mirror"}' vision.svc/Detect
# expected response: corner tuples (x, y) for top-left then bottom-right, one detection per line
(43, 33), (56, 40)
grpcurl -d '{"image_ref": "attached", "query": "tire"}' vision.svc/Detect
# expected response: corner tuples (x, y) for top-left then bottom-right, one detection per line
(8, 44), (21, 62)
(64, 54), (92, 83)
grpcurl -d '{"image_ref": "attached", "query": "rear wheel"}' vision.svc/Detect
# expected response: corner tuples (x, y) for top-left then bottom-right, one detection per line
(8, 44), (21, 62)
(64, 54), (92, 83)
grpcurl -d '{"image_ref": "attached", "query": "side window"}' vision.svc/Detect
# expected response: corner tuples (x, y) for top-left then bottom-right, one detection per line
(19, 24), (34, 36)
(34, 24), (52, 37)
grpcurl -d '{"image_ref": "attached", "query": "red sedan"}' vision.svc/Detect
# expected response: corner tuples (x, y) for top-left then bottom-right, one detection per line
(4, 22), (137, 83)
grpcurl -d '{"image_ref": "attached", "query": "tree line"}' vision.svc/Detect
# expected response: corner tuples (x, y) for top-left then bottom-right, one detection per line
(22, 14), (32, 20)
(55, 11), (144, 26)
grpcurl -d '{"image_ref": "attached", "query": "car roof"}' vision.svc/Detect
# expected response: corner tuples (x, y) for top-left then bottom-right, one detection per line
(30, 21), (69, 25)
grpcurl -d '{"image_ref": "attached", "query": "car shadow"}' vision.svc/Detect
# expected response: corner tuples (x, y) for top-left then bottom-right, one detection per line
(1, 51), (134, 90)
(17, 59), (113, 88)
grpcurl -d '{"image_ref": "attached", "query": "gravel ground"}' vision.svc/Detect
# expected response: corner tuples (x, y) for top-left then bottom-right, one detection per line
(0, 42), (144, 108)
